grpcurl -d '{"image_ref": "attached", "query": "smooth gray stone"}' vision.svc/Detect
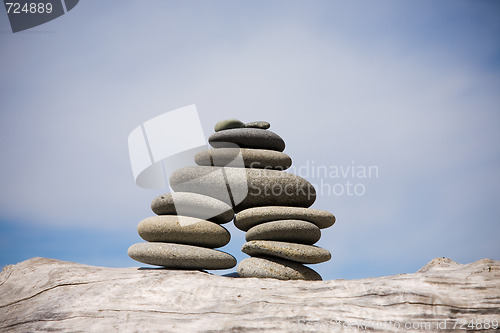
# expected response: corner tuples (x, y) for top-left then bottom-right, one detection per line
(246, 220), (321, 245)
(208, 128), (285, 152)
(214, 119), (245, 132)
(241, 240), (331, 264)
(128, 242), (236, 269)
(194, 148), (292, 170)
(237, 256), (322, 281)
(169, 166), (316, 211)
(234, 206), (335, 231)
(151, 192), (234, 224)
(245, 121), (270, 129)
(137, 216), (230, 248)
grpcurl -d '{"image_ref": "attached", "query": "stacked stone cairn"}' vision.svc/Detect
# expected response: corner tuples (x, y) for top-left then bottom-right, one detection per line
(127, 191), (237, 270)
(128, 118), (335, 279)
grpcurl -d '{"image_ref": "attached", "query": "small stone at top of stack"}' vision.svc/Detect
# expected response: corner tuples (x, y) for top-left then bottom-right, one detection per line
(198, 119), (288, 170)
(170, 118), (336, 280)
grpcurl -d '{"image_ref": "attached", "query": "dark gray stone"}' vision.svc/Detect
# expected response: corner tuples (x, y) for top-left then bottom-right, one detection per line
(137, 216), (231, 248)
(194, 148), (292, 170)
(237, 256), (322, 281)
(128, 242), (236, 269)
(241, 240), (331, 264)
(151, 192), (234, 224)
(208, 128), (285, 152)
(169, 166), (316, 212)
(234, 206), (335, 231)
(245, 220), (321, 245)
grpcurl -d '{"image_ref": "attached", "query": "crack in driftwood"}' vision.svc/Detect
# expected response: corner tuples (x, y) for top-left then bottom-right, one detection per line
(0, 315), (107, 330)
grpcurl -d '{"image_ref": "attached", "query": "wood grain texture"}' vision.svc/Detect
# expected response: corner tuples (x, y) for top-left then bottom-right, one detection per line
(0, 257), (499, 332)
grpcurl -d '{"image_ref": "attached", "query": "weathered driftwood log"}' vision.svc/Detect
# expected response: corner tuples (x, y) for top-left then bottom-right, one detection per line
(0, 257), (498, 332)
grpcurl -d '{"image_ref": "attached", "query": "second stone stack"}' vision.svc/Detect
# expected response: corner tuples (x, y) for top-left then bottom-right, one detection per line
(235, 206), (335, 281)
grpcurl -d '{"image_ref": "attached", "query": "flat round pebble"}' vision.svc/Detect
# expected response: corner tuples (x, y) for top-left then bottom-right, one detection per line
(128, 242), (236, 269)
(194, 148), (292, 170)
(214, 119), (245, 132)
(241, 240), (331, 264)
(137, 216), (230, 248)
(245, 121), (270, 129)
(245, 220), (321, 245)
(237, 256), (322, 281)
(151, 192), (234, 224)
(234, 206), (335, 231)
(169, 166), (316, 211)
(208, 128), (285, 152)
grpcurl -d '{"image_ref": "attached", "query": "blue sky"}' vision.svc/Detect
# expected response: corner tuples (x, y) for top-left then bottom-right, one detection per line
(1, 0), (499, 280)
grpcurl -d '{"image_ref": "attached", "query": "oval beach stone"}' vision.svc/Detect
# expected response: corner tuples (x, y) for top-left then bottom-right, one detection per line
(208, 128), (285, 152)
(241, 240), (331, 264)
(151, 192), (234, 224)
(128, 242), (236, 269)
(214, 119), (245, 132)
(246, 220), (321, 245)
(234, 206), (335, 231)
(169, 166), (316, 211)
(237, 257), (322, 281)
(245, 121), (270, 129)
(137, 216), (230, 248)
(194, 148), (292, 170)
